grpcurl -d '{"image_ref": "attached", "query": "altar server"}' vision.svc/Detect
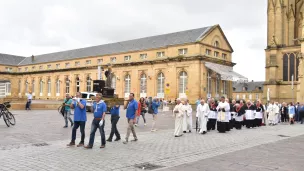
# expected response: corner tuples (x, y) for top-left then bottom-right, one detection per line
(254, 100), (265, 127)
(243, 100), (256, 128)
(207, 98), (218, 131)
(234, 100), (245, 130)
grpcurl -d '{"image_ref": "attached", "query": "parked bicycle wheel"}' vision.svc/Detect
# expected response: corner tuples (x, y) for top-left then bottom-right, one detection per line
(6, 112), (15, 125)
(2, 113), (10, 127)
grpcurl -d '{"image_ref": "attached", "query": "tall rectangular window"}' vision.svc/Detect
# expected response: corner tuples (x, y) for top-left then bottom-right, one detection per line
(283, 54), (288, 81)
(214, 51), (219, 57)
(222, 53), (227, 59)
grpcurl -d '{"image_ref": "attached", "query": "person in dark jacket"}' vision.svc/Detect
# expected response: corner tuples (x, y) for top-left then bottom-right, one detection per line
(299, 103), (304, 124)
(107, 104), (121, 142)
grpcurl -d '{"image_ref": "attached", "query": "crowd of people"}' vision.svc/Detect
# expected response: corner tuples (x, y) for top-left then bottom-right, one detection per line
(62, 92), (161, 148)
(172, 96), (304, 137)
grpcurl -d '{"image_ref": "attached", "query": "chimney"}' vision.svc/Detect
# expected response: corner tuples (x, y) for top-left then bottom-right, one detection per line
(31, 55), (34, 62)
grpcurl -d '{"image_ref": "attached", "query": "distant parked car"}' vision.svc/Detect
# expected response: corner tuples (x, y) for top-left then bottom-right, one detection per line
(81, 92), (97, 112)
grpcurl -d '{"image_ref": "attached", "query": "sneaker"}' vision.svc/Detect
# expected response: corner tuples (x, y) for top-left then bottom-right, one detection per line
(100, 145), (106, 148)
(114, 138), (121, 141)
(106, 139), (112, 142)
(123, 140), (128, 144)
(63, 126), (68, 128)
(67, 142), (75, 146)
(183, 131), (187, 133)
(134, 124), (138, 127)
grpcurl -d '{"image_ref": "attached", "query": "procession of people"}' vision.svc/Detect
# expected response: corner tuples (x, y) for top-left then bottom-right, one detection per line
(63, 92), (304, 148)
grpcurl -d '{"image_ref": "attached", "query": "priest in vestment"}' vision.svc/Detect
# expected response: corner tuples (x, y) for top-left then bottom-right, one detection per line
(267, 101), (279, 126)
(229, 99), (237, 129)
(196, 99), (210, 134)
(183, 99), (193, 133)
(244, 100), (256, 128)
(173, 99), (185, 137)
(216, 96), (230, 133)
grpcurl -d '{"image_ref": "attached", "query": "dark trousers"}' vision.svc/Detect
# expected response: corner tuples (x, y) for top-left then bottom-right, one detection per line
(207, 119), (216, 131)
(229, 118), (235, 129)
(300, 111), (304, 124)
(88, 119), (106, 146)
(235, 121), (242, 130)
(281, 114), (287, 122)
(71, 121), (86, 143)
(254, 118), (262, 127)
(25, 100), (31, 110)
(217, 121), (228, 133)
(108, 115), (121, 140)
(245, 119), (255, 128)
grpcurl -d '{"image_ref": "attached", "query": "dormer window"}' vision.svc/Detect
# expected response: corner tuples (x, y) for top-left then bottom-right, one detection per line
(124, 55), (131, 61)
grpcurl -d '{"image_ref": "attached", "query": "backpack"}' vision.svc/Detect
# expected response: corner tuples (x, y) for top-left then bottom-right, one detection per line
(148, 102), (154, 114)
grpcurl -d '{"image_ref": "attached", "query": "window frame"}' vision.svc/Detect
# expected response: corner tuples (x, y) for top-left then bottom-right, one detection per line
(178, 48), (188, 55)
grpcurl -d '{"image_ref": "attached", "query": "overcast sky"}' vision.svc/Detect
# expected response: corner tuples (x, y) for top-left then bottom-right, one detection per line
(0, 0), (267, 81)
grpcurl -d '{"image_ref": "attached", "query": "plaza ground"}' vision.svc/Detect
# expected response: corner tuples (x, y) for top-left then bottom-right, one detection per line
(0, 109), (304, 171)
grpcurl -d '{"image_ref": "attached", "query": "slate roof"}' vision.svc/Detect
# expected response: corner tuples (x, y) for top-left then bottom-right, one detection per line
(233, 81), (264, 92)
(17, 25), (214, 66)
(0, 53), (26, 66)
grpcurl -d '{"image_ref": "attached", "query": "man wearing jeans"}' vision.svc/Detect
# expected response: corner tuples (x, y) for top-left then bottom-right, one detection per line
(151, 97), (160, 132)
(63, 94), (74, 128)
(67, 92), (87, 147)
(85, 93), (107, 149)
(123, 93), (138, 144)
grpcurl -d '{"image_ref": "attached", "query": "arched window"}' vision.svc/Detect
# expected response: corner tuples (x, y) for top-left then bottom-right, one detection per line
(76, 76), (80, 92)
(179, 71), (188, 94)
(39, 79), (43, 95)
(124, 74), (131, 94)
(157, 72), (165, 95)
(140, 73), (147, 94)
(214, 41), (219, 48)
(65, 77), (70, 94)
(283, 54), (288, 81)
(32, 79), (35, 93)
(56, 79), (60, 95)
(18, 80), (21, 94)
(111, 74), (116, 92)
(86, 75), (91, 92)
(47, 78), (51, 95)
(289, 53), (295, 81)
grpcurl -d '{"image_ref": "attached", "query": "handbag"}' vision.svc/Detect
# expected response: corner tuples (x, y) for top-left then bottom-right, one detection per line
(60, 99), (69, 117)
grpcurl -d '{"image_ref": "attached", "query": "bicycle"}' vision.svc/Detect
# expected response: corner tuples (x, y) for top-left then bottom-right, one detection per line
(0, 102), (16, 127)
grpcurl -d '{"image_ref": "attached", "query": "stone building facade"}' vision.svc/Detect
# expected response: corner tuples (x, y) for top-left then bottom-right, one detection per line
(265, 0), (304, 103)
(0, 25), (246, 103)
(232, 81), (264, 103)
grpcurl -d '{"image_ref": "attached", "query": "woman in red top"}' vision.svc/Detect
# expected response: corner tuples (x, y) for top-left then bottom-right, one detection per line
(135, 97), (147, 126)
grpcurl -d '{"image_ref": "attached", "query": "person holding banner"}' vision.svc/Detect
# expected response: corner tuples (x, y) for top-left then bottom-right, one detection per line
(216, 96), (230, 133)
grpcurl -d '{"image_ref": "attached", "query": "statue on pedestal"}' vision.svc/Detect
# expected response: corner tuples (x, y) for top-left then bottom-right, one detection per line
(105, 66), (113, 88)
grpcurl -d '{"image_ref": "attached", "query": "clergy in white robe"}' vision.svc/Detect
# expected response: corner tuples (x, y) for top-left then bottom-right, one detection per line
(183, 100), (193, 133)
(216, 96), (230, 133)
(173, 99), (185, 137)
(196, 100), (210, 134)
(267, 102), (279, 125)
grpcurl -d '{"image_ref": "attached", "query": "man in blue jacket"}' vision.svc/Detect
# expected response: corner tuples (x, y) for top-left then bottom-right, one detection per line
(123, 93), (138, 144)
(85, 93), (107, 149)
(67, 92), (87, 147)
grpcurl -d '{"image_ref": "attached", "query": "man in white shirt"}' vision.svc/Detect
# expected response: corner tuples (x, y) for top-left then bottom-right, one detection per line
(26, 92), (33, 110)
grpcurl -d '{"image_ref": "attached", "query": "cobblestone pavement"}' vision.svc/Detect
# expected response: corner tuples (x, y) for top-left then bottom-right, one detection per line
(0, 110), (304, 171)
